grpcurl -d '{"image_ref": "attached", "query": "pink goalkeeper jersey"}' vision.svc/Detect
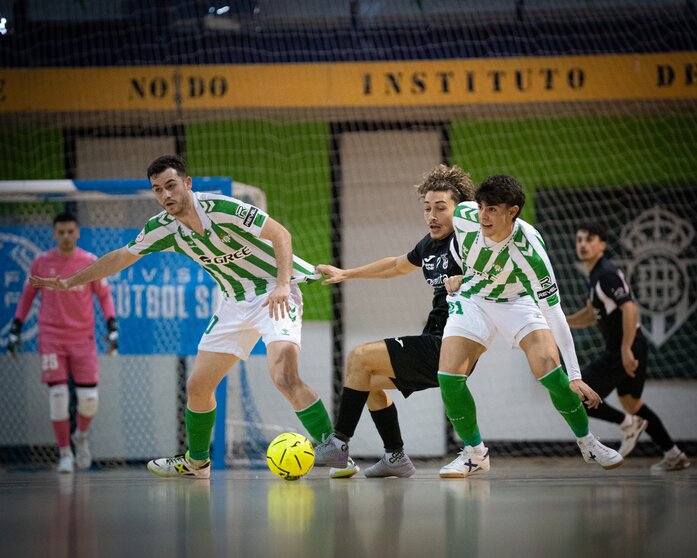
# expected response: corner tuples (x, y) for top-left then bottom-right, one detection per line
(14, 248), (116, 343)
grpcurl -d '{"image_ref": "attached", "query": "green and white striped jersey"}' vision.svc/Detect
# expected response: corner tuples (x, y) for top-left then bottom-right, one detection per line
(452, 201), (560, 310)
(452, 201), (583, 380)
(126, 191), (316, 302)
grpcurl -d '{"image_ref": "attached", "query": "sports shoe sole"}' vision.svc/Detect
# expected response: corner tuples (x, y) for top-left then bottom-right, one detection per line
(599, 458), (624, 470)
(146, 461), (211, 479)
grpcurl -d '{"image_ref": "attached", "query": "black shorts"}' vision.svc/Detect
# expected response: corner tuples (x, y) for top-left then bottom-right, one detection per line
(384, 334), (441, 398)
(581, 335), (648, 399)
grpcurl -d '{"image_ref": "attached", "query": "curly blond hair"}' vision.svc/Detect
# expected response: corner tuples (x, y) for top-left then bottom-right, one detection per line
(415, 164), (475, 203)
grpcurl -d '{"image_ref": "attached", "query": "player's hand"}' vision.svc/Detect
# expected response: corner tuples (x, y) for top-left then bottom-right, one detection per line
(569, 379), (602, 409)
(6, 318), (22, 358)
(263, 283), (291, 320)
(315, 264), (348, 285)
(445, 275), (463, 295)
(105, 318), (119, 356)
(29, 276), (69, 290)
(621, 346), (638, 377)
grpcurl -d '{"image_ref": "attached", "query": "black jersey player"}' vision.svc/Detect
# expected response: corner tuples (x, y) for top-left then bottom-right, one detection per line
(567, 223), (690, 472)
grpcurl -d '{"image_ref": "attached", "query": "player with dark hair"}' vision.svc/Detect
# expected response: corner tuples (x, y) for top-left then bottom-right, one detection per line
(437, 175), (623, 477)
(567, 222), (690, 472)
(8, 212), (118, 473)
(30, 155), (335, 479)
(313, 164), (475, 477)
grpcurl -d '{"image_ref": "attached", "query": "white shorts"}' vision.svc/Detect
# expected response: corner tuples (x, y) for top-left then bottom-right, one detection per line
(198, 284), (303, 359)
(443, 295), (549, 349)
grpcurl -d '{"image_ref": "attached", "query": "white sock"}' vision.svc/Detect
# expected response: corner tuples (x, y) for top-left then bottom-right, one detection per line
(59, 446), (73, 458)
(620, 414), (633, 428)
(578, 433), (594, 443)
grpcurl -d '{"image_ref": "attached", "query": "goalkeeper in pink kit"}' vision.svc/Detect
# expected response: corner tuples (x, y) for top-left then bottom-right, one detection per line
(7, 212), (118, 473)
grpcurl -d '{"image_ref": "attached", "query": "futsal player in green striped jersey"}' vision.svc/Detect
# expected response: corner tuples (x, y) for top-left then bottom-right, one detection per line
(29, 155), (335, 479)
(437, 174), (623, 477)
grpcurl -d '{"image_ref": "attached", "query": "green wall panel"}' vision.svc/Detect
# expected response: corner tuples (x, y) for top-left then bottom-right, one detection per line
(0, 128), (64, 179)
(450, 115), (697, 222)
(185, 121), (332, 321)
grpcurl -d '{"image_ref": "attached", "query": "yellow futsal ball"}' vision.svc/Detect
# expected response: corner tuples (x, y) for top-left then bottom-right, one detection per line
(267, 432), (315, 481)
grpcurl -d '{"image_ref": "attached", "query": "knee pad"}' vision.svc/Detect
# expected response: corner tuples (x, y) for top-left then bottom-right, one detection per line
(76, 387), (99, 418)
(49, 384), (70, 421)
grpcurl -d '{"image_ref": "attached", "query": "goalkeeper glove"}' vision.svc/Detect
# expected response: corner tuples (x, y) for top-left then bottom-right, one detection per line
(7, 318), (22, 357)
(105, 317), (119, 354)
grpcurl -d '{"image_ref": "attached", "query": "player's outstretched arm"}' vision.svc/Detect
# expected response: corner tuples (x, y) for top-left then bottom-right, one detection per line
(316, 254), (417, 285)
(30, 247), (141, 290)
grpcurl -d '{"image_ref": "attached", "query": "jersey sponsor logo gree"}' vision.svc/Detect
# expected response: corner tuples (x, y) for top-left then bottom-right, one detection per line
(199, 245), (252, 265)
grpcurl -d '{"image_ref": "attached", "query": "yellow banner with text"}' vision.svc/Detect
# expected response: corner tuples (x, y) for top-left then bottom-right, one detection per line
(1, 52), (695, 112)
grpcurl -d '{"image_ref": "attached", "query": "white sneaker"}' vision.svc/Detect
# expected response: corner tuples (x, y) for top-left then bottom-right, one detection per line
(439, 446), (490, 478)
(618, 416), (648, 457)
(330, 457), (360, 479)
(577, 435), (624, 470)
(57, 454), (74, 474)
(72, 431), (92, 470)
(147, 451), (211, 479)
(651, 451), (691, 473)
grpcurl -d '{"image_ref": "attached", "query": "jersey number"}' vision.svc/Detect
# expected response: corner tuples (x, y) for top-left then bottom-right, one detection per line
(41, 354), (59, 371)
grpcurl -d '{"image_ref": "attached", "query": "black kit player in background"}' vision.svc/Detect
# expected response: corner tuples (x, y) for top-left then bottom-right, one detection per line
(313, 164), (476, 478)
(567, 222), (690, 472)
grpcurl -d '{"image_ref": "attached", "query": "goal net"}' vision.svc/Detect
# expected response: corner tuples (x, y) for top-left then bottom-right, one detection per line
(1, 1), (696, 464)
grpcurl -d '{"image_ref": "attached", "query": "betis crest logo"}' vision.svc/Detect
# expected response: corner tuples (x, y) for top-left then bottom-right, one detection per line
(618, 207), (697, 347)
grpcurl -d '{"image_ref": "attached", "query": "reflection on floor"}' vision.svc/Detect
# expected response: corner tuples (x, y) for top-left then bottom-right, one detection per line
(1, 458), (695, 558)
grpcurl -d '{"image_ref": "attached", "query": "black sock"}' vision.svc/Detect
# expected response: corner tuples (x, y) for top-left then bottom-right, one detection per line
(369, 403), (404, 452)
(586, 402), (625, 424)
(636, 404), (674, 452)
(334, 387), (370, 440)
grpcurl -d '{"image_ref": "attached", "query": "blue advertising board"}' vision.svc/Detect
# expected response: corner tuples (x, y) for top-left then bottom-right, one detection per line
(1, 225), (265, 356)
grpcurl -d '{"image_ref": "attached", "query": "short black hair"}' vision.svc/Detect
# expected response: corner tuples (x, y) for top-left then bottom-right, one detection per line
(475, 175), (526, 219)
(147, 155), (187, 180)
(577, 222), (607, 242)
(53, 212), (78, 226)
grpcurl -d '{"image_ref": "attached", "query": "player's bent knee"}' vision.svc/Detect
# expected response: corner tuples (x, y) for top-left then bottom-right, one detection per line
(271, 370), (303, 396)
(49, 384), (70, 421)
(76, 387), (99, 417)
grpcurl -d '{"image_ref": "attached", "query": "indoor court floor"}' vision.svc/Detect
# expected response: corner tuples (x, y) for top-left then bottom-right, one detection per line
(2, 457), (695, 558)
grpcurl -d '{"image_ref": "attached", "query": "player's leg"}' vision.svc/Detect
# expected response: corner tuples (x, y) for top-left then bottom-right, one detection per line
(581, 355), (646, 457)
(519, 329), (622, 469)
(148, 349), (240, 479)
(266, 339), (333, 440)
(363, 381), (415, 478)
(40, 339), (73, 473)
(69, 340), (100, 470)
(253, 285), (334, 447)
(616, 340), (689, 470)
(313, 340), (395, 468)
(437, 334), (489, 478)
